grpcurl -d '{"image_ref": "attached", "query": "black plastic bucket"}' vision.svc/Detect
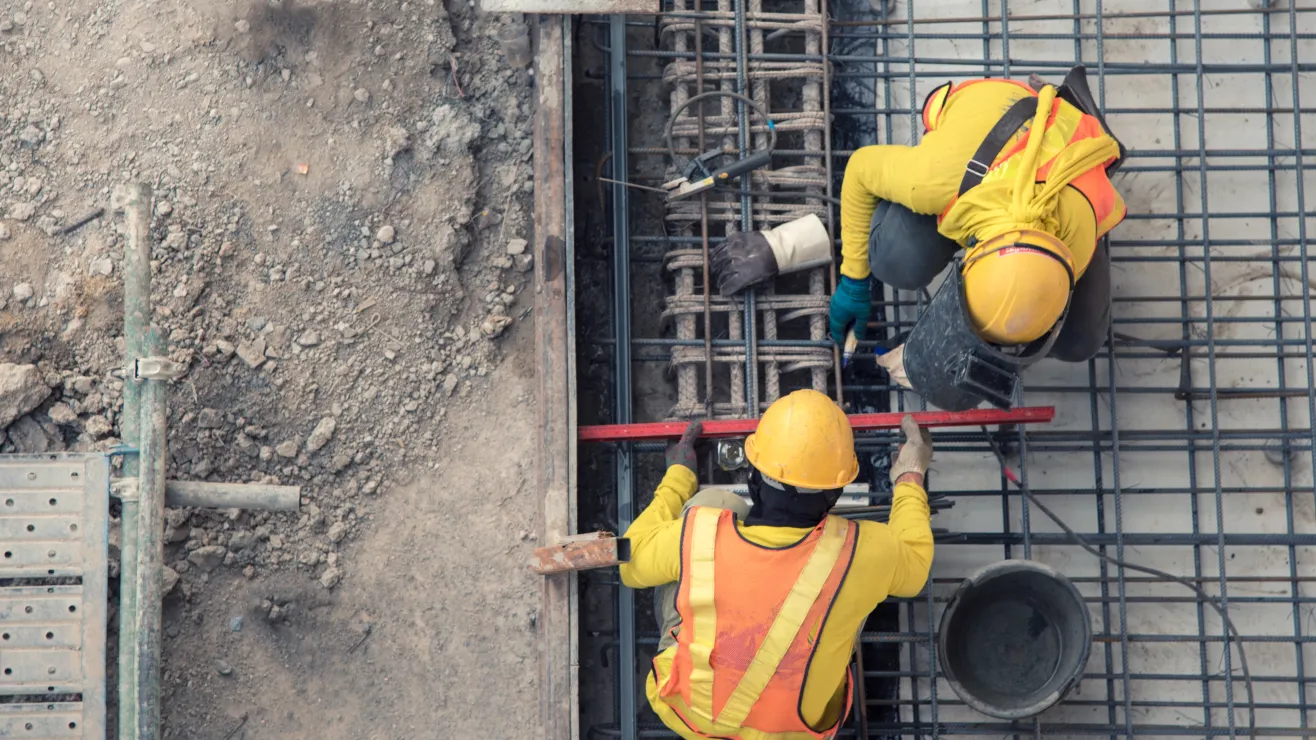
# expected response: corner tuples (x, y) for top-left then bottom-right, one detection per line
(938, 560), (1091, 720)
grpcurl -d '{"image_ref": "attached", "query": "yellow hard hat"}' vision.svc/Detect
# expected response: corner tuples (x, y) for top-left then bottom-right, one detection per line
(744, 389), (859, 489)
(961, 230), (1075, 345)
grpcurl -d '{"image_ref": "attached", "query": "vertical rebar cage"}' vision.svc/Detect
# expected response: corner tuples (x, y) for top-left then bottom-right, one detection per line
(586, 0), (1316, 737)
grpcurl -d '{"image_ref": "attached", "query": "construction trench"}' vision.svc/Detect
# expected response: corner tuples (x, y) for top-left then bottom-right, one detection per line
(526, 0), (1316, 738)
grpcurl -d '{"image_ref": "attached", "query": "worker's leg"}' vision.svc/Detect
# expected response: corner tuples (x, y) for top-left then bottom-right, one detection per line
(867, 200), (962, 290)
(1049, 237), (1112, 362)
(654, 489), (750, 651)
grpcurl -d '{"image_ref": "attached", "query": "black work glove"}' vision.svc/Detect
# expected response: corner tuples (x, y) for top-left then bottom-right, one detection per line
(664, 421), (703, 472)
(710, 231), (779, 296)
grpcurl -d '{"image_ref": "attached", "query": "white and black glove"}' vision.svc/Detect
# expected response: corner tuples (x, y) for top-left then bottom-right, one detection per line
(710, 215), (833, 296)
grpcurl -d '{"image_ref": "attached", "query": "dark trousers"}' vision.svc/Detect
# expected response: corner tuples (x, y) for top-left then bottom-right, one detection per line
(867, 201), (1111, 362)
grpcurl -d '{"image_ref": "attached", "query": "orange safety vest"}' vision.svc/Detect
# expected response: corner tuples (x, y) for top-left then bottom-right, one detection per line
(921, 78), (1126, 241)
(653, 507), (858, 739)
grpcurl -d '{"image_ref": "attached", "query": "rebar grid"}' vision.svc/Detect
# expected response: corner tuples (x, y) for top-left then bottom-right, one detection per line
(848, 1), (1316, 736)
(592, 0), (1316, 738)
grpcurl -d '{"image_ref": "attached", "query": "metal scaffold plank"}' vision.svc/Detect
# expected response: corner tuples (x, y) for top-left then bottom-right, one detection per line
(0, 454), (110, 740)
(0, 703), (84, 738)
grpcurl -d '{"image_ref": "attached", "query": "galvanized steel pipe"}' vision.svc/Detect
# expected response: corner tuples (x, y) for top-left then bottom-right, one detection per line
(115, 182), (152, 740)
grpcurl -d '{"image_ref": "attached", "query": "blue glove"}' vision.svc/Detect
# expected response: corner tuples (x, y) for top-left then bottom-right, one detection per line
(829, 275), (872, 345)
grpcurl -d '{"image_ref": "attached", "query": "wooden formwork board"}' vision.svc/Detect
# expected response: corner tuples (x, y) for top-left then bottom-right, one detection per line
(532, 15), (578, 740)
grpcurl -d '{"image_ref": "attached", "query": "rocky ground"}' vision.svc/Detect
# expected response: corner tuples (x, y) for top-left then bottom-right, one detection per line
(1, 1), (543, 736)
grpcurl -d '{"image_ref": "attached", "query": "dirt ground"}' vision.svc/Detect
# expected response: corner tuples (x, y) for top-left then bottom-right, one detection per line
(0, 0), (543, 736)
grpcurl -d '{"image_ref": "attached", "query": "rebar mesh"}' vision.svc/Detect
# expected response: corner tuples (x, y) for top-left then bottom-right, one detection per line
(587, 0), (1316, 737)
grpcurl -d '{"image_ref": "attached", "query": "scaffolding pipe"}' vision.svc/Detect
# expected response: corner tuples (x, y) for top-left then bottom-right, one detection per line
(128, 326), (169, 739)
(115, 182), (152, 740)
(162, 480), (301, 511)
(112, 478), (302, 511)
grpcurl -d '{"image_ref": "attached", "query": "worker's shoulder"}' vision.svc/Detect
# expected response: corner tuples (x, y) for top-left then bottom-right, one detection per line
(846, 518), (901, 554)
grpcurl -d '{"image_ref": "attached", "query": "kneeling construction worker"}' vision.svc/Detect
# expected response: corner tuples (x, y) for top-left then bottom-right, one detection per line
(713, 69), (1127, 410)
(620, 390), (934, 739)
(831, 68), (1127, 409)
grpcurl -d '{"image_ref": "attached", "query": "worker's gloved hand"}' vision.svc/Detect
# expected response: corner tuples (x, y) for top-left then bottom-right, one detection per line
(829, 275), (872, 344)
(875, 343), (913, 389)
(711, 215), (834, 296)
(890, 414), (933, 484)
(665, 420), (703, 472)
(710, 231), (778, 296)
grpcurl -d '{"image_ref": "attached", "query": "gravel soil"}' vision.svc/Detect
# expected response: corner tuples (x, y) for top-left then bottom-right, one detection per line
(0, 0), (543, 736)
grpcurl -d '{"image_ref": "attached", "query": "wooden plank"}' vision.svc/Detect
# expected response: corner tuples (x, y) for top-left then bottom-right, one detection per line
(532, 15), (578, 740)
(483, 0), (656, 13)
(530, 534), (630, 575)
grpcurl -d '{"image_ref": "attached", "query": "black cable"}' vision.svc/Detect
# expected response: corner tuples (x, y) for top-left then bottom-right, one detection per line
(664, 90), (778, 169)
(980, 427), (1257, 736)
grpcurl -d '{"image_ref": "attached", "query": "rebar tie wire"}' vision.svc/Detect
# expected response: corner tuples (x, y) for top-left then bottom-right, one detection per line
(981, 427), (1258, 736)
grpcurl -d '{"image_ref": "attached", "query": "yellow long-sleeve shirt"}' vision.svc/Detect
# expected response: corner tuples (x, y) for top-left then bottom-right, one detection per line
(620, 466), (934, 738)
(838, 79), (1098, 280)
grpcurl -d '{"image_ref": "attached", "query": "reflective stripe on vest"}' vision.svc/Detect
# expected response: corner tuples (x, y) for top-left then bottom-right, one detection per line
(922, 80), (1126, 241)
(658, 507), (858, 739)
(687, 506), (719, 720)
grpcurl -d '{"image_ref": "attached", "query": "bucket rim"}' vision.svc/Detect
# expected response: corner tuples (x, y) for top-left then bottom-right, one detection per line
(937, 558), (1093, 720)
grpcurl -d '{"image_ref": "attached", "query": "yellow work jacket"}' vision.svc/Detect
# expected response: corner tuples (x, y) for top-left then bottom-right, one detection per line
(839, 79), (1106, 281)
(620, 466), (934, 739)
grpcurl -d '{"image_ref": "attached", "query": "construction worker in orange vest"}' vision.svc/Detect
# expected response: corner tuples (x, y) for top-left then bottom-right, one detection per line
(829, 67), (1127, 410)
(620, 389), (935, 739)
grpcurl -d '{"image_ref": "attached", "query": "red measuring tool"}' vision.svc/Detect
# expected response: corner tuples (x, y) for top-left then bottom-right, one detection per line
(578, 406), (1054, 442)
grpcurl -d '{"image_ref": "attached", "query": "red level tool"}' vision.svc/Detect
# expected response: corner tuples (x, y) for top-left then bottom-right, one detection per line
(578, 406), (1054, 442)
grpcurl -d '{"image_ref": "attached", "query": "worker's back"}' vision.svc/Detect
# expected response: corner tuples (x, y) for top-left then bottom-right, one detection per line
(622, 402), (935, 740)
(633, 481), (933, 740)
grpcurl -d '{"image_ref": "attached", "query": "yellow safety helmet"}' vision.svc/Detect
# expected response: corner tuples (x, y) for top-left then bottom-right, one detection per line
(961, 229), (1075, 345)
(744, 389), (859, 489)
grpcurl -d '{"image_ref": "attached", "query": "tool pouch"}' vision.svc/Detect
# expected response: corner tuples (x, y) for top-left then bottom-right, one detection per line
(903, 266), (1066, 411)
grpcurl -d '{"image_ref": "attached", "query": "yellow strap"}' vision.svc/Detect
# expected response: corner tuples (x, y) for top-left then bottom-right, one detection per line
(1009, 85), (1058, 221)
(685, 507), (722, 722)
(941, 91), (1120, 250)
(714, 516), (850, 729)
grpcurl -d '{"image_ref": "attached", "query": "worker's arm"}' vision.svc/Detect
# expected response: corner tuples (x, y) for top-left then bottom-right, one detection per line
(1056, 187), (1099, 278)
(839, 143), (960, 280)
(884, 417), (936, 597)
(884, 475), (935, 598)
(619, 464), (698, 589)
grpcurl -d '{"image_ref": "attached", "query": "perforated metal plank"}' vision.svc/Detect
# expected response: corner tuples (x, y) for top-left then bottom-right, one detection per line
(0, 454), (111, 740)
(0, 702), (85, 738)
